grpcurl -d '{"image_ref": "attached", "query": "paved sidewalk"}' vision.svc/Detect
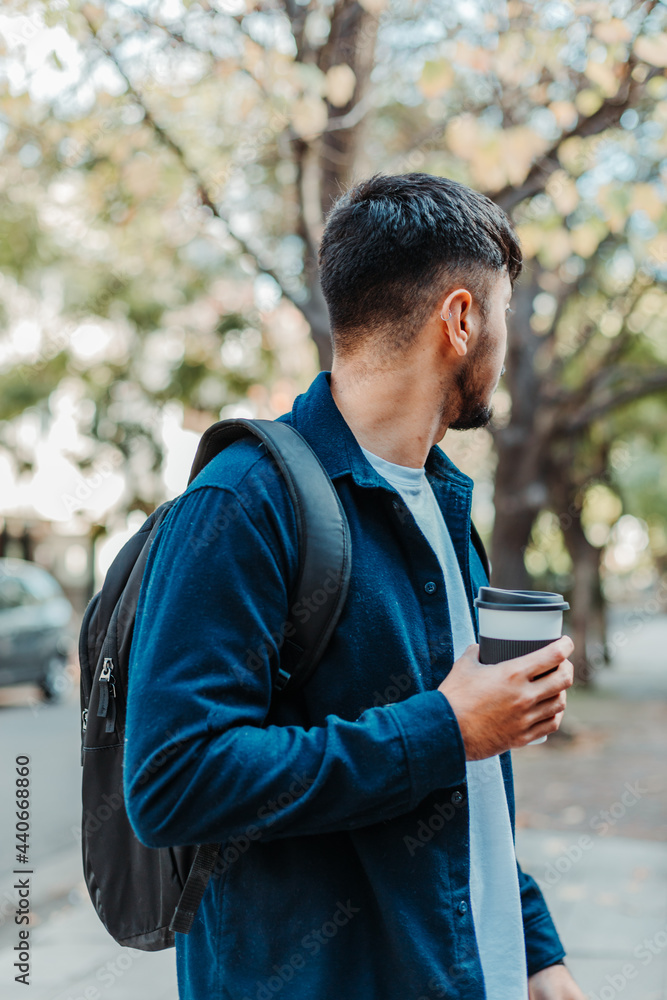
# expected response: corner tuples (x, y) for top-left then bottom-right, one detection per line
(0, 887), (178, 1000)
(518, 830), (667, 1000)
(513, 609), (667, 999)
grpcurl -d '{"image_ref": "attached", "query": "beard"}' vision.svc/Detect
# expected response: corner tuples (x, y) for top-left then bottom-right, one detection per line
(445, 334), (497, 431)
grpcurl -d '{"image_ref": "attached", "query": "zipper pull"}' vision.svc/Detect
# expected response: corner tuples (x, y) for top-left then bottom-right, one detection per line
(97, 657), (114, 720)
(105, 693), (117, 734)
(80, 709), (88, 766)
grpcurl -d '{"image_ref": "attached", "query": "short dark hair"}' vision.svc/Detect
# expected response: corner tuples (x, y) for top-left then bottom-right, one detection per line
(318, 172), (522, 359)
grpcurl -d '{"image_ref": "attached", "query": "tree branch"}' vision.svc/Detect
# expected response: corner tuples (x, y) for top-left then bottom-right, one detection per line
(492, 1), (661, 212)
(79, 9), (313, 320)
(551, 278), (649, 410)
(562, 368), (667, 432)
(283, 0), (316, 63)
(325, 90), (377, 132)
(535, 235), (654, 402)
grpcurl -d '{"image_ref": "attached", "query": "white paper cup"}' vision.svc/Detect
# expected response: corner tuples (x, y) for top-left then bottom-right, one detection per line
(474, 587), (570, 745)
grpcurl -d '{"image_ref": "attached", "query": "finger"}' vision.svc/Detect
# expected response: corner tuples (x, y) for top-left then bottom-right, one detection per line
(529, 691), (567, 725)
(521, 710), (564, 746)
(455, 643), (481, 669)
(531, 659), (574, 700)
(530, 660), (574, 705)
(506, 636), (574, 680)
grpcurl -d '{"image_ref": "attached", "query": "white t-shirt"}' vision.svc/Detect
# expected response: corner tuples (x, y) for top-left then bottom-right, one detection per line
(360, 444), (528, 1000)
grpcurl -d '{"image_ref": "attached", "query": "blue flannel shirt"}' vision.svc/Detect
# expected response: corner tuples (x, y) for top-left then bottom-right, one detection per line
(124, 370), (566, 1000)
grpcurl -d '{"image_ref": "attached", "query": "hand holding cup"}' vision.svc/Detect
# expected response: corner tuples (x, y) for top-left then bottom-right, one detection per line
(474, 587), (571, 744)
(437, 635), (574, 761)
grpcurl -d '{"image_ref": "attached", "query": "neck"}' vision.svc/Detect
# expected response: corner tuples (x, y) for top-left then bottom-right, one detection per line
(329, 351), (451, 469)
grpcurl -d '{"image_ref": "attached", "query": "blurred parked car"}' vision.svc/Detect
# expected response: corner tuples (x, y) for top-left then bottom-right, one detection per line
(0, 558), (74, 702)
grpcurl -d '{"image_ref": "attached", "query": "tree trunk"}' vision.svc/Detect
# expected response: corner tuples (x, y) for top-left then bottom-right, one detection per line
(297, 0), (380, 371)
(317, 0), (380, 218)
(301, 289), (334, 370)
(490, 269), (549, 588)
(489, 490), (539, 590)
(560, 503), (606, 685)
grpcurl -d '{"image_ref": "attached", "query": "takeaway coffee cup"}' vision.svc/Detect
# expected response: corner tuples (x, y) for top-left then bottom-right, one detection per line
(474, 587), (570, 745)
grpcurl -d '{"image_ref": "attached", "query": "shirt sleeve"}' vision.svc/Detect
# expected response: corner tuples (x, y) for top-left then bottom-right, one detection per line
(123, 479), (468, 850)
(517, 860), (567, 976)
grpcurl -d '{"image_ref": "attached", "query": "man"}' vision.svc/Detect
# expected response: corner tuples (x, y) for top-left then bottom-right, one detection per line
(124, 172), (585, 999)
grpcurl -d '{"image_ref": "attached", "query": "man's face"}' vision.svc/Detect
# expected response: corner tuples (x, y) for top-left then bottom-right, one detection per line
(447, 270), (512, 431)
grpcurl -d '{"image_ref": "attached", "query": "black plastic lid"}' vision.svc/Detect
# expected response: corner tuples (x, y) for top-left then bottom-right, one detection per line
(474, 586), (569, 612)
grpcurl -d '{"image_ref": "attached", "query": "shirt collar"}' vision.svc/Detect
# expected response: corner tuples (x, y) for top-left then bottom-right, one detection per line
(276, 370), (473, 495)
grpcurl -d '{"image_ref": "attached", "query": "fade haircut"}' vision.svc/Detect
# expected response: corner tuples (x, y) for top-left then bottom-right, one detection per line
(318, 172), (522, 359)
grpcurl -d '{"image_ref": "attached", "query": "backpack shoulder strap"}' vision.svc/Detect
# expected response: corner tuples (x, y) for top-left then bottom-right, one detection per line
(170, 418), (351, 938)
(470, 520), (491, 582)
(188, 417), (352, 693)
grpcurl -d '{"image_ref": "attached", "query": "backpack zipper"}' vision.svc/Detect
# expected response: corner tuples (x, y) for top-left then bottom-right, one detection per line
(78, 589), (101, 709)
(97, 657), (117, 733)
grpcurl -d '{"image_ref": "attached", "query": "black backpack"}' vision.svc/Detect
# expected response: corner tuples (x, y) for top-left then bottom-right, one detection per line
(79, 418), (352, 951)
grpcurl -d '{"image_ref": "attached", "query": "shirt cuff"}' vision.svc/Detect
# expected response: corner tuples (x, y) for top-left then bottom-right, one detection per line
(386, 689), (467, 810)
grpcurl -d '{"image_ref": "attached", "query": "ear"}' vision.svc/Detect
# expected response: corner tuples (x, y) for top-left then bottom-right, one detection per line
(440, 288), (473, 357)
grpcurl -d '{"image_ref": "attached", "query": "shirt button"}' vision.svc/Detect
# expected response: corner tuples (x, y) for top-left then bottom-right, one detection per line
(458, 900), (468, 915)
(452, 790), (463, 805)
(424, 581), (437, 594)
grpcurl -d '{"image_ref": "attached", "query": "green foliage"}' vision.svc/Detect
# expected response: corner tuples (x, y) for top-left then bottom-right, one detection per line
(0, 353), (69, 421)
(0, 205), (54, 279)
